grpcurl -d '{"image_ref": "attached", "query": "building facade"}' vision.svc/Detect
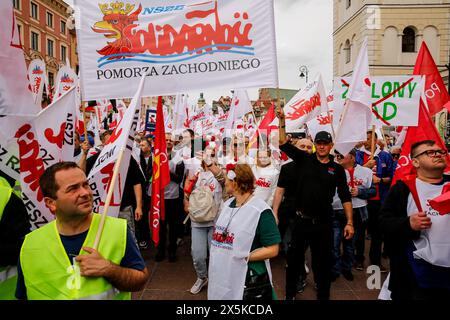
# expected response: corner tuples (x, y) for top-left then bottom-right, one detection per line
(333, 0), (450, 82)
(13, 0), (77, 91)
(334, 0), (450, 143)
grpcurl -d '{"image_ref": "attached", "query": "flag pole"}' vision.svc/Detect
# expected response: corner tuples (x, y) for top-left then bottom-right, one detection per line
(82, 102), (89, 143)
(370, 125), (376, 160)
(92, 148), (125, 250)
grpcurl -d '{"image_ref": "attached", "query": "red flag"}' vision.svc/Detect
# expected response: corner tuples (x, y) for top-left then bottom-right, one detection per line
(150, 97), (170, 246)
(413, 42), (450, 116)
(392, 100), (450, 185)
(248, 103), (278, 148)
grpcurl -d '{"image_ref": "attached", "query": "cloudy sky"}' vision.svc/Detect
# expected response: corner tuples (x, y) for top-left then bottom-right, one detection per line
(64, 0), (333, 103)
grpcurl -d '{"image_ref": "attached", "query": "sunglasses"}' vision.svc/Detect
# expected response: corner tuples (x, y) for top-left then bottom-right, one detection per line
(335, 154), (344, 160)
(391, 153), (400, 159)
(412, 149), (446, 158)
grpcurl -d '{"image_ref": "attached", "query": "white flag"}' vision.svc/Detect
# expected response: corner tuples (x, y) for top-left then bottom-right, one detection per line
(34, 87), (77, 166)
(0, 1), (38, 119)
(226, 90), (253, 129)
(88, 76), (146, 217)
(172, 94), (186, 131)
(306, 111), (333, 140)
(334, 38), (372, 156)
(28, 59), (48, 107)
(270, 74), (329, 131)
(54, 65), (78, 99)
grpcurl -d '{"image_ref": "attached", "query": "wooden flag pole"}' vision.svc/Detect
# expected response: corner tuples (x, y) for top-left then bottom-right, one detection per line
(370, 125), (376, 160)
(92, 148), (126, 250)
(327, 109), (337, 141)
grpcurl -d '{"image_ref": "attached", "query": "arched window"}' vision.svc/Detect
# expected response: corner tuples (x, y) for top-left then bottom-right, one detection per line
(344, 39), (351, 64)
(402, 27), (416, 52)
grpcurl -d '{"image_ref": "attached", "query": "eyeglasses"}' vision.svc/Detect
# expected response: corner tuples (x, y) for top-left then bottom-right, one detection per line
(412, 149), (446, 159)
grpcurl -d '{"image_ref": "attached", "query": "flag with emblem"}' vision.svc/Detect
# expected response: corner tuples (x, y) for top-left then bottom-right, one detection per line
(150, 96), (171, 246)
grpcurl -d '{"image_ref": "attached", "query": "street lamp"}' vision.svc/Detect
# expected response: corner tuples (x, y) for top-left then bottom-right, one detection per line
(299, 65), (309, 84)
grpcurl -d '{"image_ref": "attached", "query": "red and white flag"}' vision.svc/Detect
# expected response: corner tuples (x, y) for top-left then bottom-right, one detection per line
(27, 59), (48, 107)
(414, 42), (450, 116)
(34, 87), (77, 166)
(248, 103), (278, 149)
(270, 74), (329, 131)
(0, 1), (38, 120)
(334, 38), (372, 156)
(306, 111), (333, 140)
(54, 65), (78, 100)
(0, 88), (78, 229)
(172, 94), (188, 131)
(88, 76), (146, 217)
(392, 43), (450, 184)
(393, 100), (450, 185)
(150, 97), (171, 246)
(226, 90), (253, 130)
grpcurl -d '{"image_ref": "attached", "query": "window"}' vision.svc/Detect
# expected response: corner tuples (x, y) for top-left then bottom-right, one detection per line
(13, 0), (21, 10)
(48, 72), (54, 87)
(61, 45), (67, 62)
(31, 31), (39, 51)
(60, 20), (66, 35)
(47, 38), (54, 57)
(346, 0), (351, 9)
(47, 12), (53, 28)
(402, 27), (416, 52)
(344, 39), (351, 64)
(30, 2), (38, 20)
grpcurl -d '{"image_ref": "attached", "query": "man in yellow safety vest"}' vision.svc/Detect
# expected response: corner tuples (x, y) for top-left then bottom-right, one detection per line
(0, 173), (30, 300)
(16, 162), (149, 300)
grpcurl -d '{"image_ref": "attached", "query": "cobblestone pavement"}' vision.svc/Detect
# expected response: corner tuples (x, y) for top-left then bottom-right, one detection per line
(133, 238), (388, 300)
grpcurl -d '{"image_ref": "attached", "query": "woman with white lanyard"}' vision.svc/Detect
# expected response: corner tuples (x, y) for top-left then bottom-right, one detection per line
(208, 164), (281, 300)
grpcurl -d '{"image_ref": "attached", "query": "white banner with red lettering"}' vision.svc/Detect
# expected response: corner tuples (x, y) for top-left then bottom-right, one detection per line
(74, 0), (278, 100)
(27, 59), (48, 107)
(270, 74), (329, 131)
(306, 111), (333, 140)
(0, 88), (79, 229)
(88, 76), (145, 217)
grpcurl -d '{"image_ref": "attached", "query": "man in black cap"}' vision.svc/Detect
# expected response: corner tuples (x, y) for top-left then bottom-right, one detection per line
(276, 107), (354, 300)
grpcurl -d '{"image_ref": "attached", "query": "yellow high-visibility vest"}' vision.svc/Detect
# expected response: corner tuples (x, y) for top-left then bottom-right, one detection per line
(20, 213), (131, 300)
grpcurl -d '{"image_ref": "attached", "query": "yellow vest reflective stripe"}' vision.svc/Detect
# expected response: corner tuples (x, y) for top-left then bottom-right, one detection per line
(20, 213), (131, 300)
(0, 266), (18, 300)
(0, 177), (12, 222)
(12, 180), (22, 199)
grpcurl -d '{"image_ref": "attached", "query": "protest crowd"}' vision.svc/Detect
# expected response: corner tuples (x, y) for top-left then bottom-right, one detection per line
(1, 0), (450, 302)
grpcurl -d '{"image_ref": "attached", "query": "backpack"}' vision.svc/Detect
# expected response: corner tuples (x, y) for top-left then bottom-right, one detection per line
(187, 184), (218, 223)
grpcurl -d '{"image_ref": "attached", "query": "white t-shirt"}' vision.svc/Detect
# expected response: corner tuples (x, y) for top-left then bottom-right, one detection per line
(407, 178), (450, 267)
(332, 165), (373, 210)
(164, 154), (181, 200)
(252, 165), (280, 207)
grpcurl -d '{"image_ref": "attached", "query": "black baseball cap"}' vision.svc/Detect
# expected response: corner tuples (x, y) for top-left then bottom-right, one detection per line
(314, 131), (333, 144)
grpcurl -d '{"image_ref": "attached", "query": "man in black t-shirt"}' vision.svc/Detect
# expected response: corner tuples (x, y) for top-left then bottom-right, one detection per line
(276, 106), (354, 301)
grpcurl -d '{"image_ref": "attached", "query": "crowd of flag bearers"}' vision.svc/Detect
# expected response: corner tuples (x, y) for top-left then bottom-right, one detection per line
(1, 0), (450, 301)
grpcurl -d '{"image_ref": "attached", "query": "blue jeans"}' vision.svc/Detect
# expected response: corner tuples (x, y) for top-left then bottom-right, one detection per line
(191, 226), (213, 279)
(332, 210), (355, 275)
